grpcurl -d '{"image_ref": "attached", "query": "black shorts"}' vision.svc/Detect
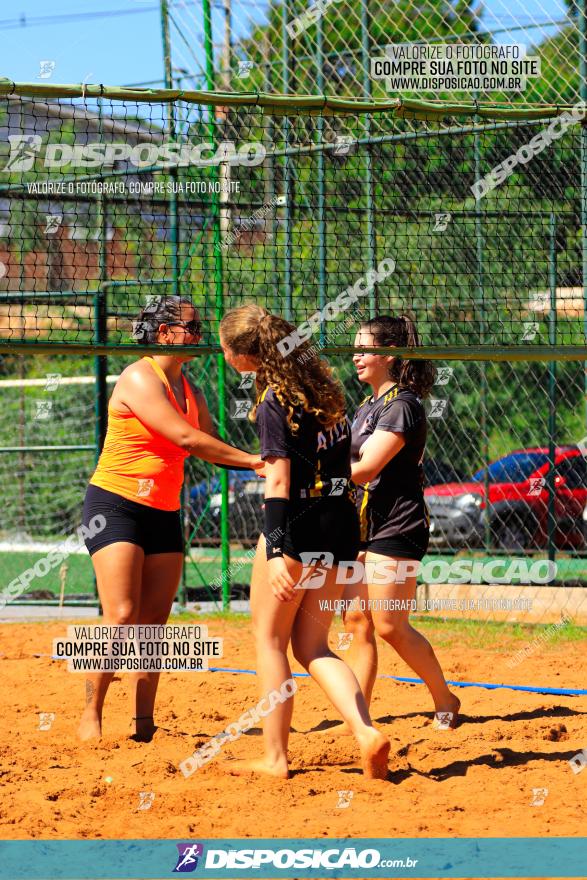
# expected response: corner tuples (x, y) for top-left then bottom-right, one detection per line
(360, 526), (429, 561)
(82, 484), (183, 556)
(269, 497), (360, 564)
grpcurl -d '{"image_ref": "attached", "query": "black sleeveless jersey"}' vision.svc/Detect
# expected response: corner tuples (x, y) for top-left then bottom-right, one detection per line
(351, 384), (430, 541)
(255, 387), (353, 499)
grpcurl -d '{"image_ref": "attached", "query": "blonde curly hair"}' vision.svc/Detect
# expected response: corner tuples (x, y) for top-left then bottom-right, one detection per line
(219, 304), (346, 432)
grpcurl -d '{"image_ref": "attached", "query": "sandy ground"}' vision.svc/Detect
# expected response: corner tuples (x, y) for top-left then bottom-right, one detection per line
(1, 616), (585, 858)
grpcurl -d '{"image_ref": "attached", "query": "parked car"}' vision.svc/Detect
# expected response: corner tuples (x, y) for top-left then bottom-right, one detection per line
(190, 470), (264, 545)
(423, 458), (463, 487)
(424, 446), (587, 550)
(192, 458), (464, 545)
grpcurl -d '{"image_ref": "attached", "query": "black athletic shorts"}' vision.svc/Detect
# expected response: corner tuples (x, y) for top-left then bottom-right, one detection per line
(82, 484), (183, 556)
(269, 496), (360, 564)
(360, 525), (429, 561)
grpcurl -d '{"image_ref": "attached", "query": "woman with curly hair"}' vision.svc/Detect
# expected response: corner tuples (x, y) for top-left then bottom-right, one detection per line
(338, 315), (460, 731)
(218, 304), (390, 780)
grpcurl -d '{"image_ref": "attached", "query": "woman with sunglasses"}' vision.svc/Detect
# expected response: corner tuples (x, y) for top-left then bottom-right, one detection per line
(79, 295), (264, 741)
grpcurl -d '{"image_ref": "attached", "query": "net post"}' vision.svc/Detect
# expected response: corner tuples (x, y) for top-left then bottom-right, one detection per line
(317, 17), (326, 345)
(360, 0), (377, 317)
(579, 0), (587, 436)
(202, 0), (231, 611)
(281, 0), (293, 321)
(93, 98), (109, 608)
(160, 0), (180, 295)
(474, 101), (491, 553)
(547, 212), (558, 566)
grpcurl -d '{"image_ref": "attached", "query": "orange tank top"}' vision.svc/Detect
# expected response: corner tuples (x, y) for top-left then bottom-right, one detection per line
(89, 356), (200, 510)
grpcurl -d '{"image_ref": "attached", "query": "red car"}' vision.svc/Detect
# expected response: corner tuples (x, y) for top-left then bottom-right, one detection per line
(424, 446), (587, 550)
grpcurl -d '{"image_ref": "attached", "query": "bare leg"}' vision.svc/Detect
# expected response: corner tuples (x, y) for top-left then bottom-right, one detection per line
(78, 542), (144, 741)
(227, 537), (304, 778)
(131, 552), (183, 740)
(367, 552), (460, 724)
(292, 565), (390, 779)
(330, 552), (377, 735)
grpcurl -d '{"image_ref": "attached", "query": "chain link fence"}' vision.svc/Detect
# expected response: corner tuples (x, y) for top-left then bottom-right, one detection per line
(0, 86), (586, 624)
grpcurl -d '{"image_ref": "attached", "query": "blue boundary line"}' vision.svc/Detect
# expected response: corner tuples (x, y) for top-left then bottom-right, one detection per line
(40, 656), (586, 696)
(208, 666), (587, 696)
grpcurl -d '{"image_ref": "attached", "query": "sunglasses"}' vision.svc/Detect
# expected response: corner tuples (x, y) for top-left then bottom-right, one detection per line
(166, 320), (202, 336)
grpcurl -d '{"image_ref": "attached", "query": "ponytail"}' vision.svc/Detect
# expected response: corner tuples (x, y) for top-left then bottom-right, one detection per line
(220, 304), (346, 430)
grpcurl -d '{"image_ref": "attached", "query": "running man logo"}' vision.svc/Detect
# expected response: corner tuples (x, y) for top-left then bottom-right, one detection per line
(38, 60), (56, 79)
(34, 400), (53, 421)
(38, 712), (55, 731)
(435, 367), (454, 386)
(433, 711), (454, 730)
(45, 373), (62, 392)
(173, 843), (204, 873)
(237, 59), (253, 78)
(297, 552), (334, 589)
(44, 214), (63, 235)
(522, 321), (539, 341)
(569, 749), (587, 774)
(237, 372), (256, 391)
(137, 791), (155, 811)
(336, 632), (354, 651)
(428, 399), (448, 419)
(231, 399), (253, 419)
(328, 478), (348, 496)
(433, 212), (452, 232)
(530, 787), (548, 806)
(337, 790), (354, 809)
(3, 135), (43, 173)
(137, 478), (154, 498)
(528, 476), (546, 497)
(332, 135), (355, 156)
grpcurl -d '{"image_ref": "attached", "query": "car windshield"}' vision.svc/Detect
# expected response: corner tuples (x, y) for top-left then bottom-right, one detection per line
(471, 452), (550, 484)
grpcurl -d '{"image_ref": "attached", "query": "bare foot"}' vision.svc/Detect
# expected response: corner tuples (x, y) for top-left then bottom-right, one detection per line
(358, 728), (390, 780)
(78, 708), (102, 741)
(224, 757), (290, 779)
(432, 693), (461, 730)
(319, 721), (353, 737)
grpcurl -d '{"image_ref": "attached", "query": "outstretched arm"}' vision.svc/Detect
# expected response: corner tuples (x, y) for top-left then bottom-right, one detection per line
(119, 366), (261, 471)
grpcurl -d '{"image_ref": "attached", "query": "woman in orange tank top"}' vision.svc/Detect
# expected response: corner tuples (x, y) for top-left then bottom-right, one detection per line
(79, 295), (263, 742)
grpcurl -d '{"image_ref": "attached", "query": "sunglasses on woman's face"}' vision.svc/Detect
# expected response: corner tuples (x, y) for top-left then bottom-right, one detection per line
(167, 320), (202, 336)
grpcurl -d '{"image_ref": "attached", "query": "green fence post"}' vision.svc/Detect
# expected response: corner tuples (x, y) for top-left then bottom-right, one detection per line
(95, 96), (108, 507)
(547, 212), (558, 565)
(360, 0), (377, 317)
(160, 0), (184, 604)
(579, 0), (587, 434)
(474, 113), (491, 552)
(203, 0), (231, 611)
(317, 17), (326, 344)
(161, 0), (180, 296)
(282, 0), (293, 321)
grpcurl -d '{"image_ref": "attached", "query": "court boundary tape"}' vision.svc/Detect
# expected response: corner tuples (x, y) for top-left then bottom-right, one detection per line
(33, 657), (587, 696)
(208, 666), (587, 697)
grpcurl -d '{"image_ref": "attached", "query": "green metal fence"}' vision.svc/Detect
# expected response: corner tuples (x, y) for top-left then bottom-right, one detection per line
(0, 85), (586, 615)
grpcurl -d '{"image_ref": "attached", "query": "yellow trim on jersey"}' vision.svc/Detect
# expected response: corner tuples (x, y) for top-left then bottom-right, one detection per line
(310, 459), (324, 497)
(257, 386), (270, 404)
(359, 481), (370, 542)
(383, 386), (400, 405)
